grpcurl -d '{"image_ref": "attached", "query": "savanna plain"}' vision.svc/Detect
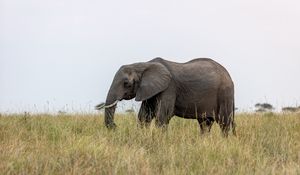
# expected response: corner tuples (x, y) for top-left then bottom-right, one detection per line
(0, 113), (299, 175)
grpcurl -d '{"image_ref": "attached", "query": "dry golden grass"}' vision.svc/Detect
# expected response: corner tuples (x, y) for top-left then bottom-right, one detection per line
(0, 113), (299, 175)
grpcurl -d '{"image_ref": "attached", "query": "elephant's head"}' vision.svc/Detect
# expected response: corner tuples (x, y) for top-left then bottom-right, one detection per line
(102, 62), (171, 128)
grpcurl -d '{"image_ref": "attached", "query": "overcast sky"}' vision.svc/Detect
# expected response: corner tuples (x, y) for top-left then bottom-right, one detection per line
(1, 0), (300, 113)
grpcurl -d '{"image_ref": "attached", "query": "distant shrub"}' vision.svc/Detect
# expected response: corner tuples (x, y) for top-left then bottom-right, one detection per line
(58, 110), (67, 115)
(255, 103), (274, 113)
(282, 106), (300, 113)
(125, 108), (135, 114)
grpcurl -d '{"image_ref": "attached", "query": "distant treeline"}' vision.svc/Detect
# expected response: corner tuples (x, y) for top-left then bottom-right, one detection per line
(255, 103), (300, 113)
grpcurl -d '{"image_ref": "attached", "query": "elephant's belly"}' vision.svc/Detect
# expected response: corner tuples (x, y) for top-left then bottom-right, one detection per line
(174, 106), (216, 119)
(174, 96), (218, 119)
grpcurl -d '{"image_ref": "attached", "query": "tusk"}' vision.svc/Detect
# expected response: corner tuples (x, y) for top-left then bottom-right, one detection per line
(95, 100), (119, 110)
(104, 100), (119, 108)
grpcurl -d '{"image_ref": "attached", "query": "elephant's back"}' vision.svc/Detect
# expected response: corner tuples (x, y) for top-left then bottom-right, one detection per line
(150, 57), (234, 89)
(151, 57), (231, 78)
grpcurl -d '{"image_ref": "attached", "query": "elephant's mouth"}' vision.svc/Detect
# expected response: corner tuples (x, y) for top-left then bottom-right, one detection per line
(124, 94), (135, 100)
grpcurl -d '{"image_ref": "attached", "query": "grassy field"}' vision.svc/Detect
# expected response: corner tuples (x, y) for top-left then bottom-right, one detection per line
(0, 113), (299, 175)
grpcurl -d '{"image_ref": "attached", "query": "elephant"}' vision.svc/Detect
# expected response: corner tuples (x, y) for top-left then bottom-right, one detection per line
(97, 57), (236, 136)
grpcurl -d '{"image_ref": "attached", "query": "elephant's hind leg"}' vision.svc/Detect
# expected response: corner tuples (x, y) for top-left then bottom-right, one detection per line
(217, 86), (235, 137)
(218, 102), (234, 137)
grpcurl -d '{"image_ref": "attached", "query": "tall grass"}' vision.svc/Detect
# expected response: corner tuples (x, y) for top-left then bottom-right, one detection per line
(0, 113), (299, 174)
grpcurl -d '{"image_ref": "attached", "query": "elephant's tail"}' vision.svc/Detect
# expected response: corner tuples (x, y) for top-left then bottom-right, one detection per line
(232, 99), (236, 136)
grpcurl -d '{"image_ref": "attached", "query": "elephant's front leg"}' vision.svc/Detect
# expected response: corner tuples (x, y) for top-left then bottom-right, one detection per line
(155, 91), (176, 129)
(137, 101), (154, 128)
(197, 116), (214, 135)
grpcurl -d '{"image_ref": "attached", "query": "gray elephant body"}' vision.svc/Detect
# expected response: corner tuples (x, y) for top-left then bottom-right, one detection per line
(103, 57), (235, 136)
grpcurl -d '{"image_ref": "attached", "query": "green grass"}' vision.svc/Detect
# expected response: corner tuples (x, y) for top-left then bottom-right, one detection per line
(0, 113), (299, 175)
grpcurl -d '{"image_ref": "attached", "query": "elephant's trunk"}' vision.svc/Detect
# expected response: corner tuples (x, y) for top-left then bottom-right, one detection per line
(104, 87), (121, 129)
(104, 104), (117, 129)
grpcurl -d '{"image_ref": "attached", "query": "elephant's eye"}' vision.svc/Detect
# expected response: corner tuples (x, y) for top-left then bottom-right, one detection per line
(124, 80), (132, 88)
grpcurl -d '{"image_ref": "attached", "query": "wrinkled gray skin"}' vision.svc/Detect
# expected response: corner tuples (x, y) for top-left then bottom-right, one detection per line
(103, 57), (235, 136)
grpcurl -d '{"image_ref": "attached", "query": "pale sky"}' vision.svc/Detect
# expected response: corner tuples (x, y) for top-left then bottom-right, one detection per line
(1, 0), (300, 113)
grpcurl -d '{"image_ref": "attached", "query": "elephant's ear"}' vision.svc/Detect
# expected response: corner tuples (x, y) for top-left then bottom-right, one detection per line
(135, 63), (171, 101)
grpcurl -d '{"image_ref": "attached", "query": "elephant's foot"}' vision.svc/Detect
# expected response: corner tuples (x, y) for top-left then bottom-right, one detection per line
(137, 121), (152, 129)
(198, 119), (213, 135)
(105, 122), (117, 130)
(219, 124), (230, 137)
